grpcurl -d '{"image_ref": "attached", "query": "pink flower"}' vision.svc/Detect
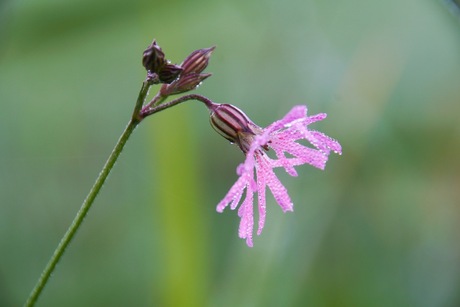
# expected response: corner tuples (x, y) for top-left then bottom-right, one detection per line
(208, 103), (342, 247)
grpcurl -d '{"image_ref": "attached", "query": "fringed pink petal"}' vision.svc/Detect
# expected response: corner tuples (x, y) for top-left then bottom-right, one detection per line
(258, 154), (293, 212)
(237, 187), (254, 247)
(215, 104), (341, 247)
(267, 172), (293, 212)
(309, 130), (342, 155)
(255, 154), (267, 235)
(264, 105), (307, 133)
(270, 144), (299, 176)
(216, 170), (249, 212)
(303, 112), (327, 125)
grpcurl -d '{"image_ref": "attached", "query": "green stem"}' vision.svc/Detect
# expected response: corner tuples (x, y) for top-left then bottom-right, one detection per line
(24, 81), (213, 306)
(25, 79), (152, 307)
(132, 80), (152, 122)
(25, 118), (139, 307)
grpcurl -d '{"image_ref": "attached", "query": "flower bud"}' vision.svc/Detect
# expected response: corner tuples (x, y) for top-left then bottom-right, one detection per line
(160, 73), (211, 96)
(209, 104), (262, 153)
(181, 46), (216, 75)
(142, 40), (166, 73)
(158, 64), (183, 84)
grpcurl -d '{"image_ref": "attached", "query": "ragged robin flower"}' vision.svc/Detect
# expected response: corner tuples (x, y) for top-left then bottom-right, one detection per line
(208, 103), (342, 247)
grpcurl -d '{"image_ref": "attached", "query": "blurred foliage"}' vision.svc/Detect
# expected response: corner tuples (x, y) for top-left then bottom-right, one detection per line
(1, 0), (460, 306)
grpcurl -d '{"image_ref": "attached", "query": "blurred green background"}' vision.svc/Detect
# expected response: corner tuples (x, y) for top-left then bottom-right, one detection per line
(1, 0), (460, 306)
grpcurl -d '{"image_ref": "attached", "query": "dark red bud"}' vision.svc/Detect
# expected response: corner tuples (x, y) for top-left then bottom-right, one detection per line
(142, 40), (166, 73)
(158, 64), (183, 84)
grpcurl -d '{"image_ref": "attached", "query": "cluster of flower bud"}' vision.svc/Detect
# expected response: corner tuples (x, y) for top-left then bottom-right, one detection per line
(142, 40), (214, 95)
(142, 40), (183, 84)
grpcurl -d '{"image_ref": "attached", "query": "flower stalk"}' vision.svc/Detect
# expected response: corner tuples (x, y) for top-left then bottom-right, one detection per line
(25, 92), (217, 307)
(26, 104), (141, 307)
(25, 40), (216, 306)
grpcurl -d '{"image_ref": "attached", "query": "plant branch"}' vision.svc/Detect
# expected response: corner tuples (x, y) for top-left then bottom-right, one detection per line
(141, 93), (214, 118)
(131, 80), (152, 122)
(24, 80), (153, 307)
(25, 38), (218, 306)
(25, 80), (215, 307)
(25, 119), (138, 307)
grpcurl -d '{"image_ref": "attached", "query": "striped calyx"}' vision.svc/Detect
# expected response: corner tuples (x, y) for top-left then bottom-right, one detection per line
(209, 104), (262, 153)
(181, 46), (216, 75)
